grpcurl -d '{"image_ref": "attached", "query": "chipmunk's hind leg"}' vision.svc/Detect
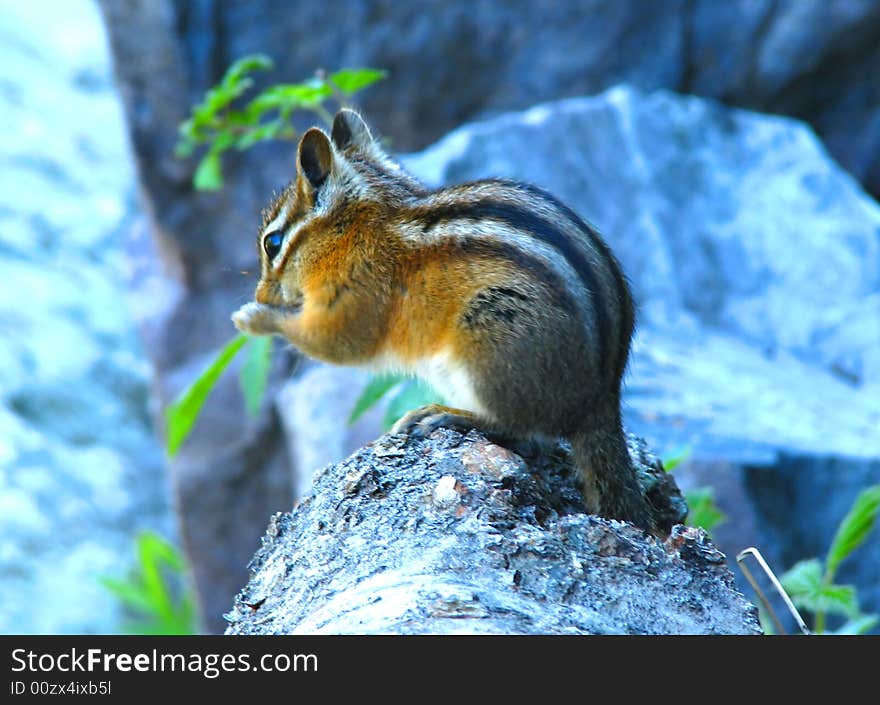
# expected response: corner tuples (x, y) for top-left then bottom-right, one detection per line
(390, 403), (516, 446)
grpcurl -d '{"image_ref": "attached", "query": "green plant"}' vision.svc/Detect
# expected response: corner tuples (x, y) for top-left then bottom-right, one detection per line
(100, 531), (198, 635)
(661, 447), (726, 534)
(780, 484), (880, 634)
(683, 486), (727, 534)
(659, 447), (689, 473)
(175, 55), (386, 190)
(165, 334), (271, 457)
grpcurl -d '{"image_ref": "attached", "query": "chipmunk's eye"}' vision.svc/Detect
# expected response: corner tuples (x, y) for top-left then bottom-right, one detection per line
(263, 230), (284, 260)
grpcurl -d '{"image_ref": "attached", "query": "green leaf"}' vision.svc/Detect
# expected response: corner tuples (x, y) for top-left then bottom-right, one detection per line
(826, 484), (880, 579)
(240, 336), (272, 417)
(166, 334), (248, 456)
(242, 92), (286, 118)
(235, 120), (285, 150)
(830, 613), (879, 635)
(243, 81), (333, 122)
(222, 54), (273, 89)
(137, 531), (184, 571)
(329, 67), (387, 95)
(684, 486), (726, 533)
(98, 576), (153, 613)
(193, 148), (224, 191)
(137, 533), (176, 624)
(780, 558), (823, 597)
(99, 531), (198, 635)
(192, 131), (235, 191)
(781, 559), (859, 619)
(662, 446), (691, 473)
(803, 584), (859, 619)
(263, 81), (333, 107)
(193, 80), (252, 128)
(382, 379), (444, 431)
(348, 373), (405, 425)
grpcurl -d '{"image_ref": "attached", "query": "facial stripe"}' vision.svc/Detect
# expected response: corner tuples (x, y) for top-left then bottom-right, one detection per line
(261, 204), (290, 239)
(272, 216), (314, 273)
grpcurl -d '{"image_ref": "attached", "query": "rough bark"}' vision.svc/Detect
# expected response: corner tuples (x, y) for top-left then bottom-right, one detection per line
(225, 428), (760, 635)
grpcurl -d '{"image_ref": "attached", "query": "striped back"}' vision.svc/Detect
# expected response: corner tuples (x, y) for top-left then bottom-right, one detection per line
(399, 179), (634, 386)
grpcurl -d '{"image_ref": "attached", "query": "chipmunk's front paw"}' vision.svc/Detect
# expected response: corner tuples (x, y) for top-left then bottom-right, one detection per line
(390, 404), (481, 439)
(232, 302), (283, 336)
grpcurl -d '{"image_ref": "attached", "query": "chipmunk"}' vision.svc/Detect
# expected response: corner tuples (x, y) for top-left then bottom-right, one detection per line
(233, 109), (656, 533)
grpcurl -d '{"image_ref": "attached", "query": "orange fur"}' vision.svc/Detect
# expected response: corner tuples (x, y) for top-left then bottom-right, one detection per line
(382, 241), (517, 367)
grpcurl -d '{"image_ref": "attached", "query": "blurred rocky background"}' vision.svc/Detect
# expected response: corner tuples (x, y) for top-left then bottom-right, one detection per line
(0, 1), (171, 633)
(2, 0), (878, 633)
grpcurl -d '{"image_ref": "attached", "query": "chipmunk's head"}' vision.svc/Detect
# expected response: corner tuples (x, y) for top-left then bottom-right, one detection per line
(232, 109), (415, 338)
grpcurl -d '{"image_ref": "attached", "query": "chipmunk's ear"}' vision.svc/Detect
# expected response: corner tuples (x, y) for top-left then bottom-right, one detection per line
(331, 109), (373, 151)
(298, 128), (333, 189)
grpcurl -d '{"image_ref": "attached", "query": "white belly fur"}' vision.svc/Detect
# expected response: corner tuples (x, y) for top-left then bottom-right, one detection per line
(369, 350), (487, 417)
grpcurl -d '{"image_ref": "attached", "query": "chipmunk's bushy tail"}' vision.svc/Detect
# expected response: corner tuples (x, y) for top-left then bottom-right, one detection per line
(570, 414), (657, 535)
